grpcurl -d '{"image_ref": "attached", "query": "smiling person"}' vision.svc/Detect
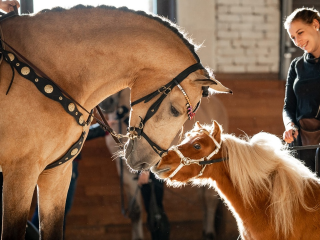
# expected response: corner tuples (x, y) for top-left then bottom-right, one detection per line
(283, 7), (320, 172)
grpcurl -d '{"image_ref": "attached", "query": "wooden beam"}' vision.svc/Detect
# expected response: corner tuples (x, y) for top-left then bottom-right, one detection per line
(156, 0), (176, 22)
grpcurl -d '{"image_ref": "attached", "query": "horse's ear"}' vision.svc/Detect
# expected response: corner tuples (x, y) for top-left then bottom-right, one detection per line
(192, 72), (232, 94)
(210, 120), (222, 141)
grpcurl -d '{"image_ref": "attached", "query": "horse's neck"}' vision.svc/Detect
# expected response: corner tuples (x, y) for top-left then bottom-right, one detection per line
(1, 8), (195, 109)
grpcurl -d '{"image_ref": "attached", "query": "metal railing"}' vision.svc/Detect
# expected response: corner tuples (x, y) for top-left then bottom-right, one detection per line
(288, 144), (320, 176)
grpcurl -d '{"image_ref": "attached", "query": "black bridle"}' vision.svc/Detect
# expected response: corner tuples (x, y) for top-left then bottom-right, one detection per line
(128, 62), (209, 157)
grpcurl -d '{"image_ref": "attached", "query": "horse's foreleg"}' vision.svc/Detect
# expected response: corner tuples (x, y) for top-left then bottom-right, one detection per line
(37, 162), (72, 240)
(126, 187), (143, 240)
(121, 162), (144, 240)
(2, 168), (39, 240)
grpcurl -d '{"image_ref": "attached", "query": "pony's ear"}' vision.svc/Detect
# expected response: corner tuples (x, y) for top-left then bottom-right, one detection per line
(210, 120), (222, 142)
(194, 121), (203, 130)
(192, 72), (232, 94)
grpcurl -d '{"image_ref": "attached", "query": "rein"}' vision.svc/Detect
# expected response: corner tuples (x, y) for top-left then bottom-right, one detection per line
(168, 131), (227, 180)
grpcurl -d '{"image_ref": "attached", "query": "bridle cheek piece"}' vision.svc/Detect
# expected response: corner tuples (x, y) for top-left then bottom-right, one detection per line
(127, 63), (207, 157)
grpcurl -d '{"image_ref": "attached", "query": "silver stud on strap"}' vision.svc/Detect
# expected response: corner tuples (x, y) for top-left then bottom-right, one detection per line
(21, 67), (30, 75)
(68, 103), (75, 112)
(8, 53), (14, 61)
(71, 148), (78, 156)
(79, 116), (84, 125)
(44, 85), (53, 93)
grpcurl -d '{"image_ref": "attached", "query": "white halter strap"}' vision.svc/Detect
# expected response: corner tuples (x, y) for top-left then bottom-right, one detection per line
(168, 132), (222, 180)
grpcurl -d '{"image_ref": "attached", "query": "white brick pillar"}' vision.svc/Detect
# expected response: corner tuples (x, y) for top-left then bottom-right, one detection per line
(177, 0), (280, 74)
(176, 0), (217, 70)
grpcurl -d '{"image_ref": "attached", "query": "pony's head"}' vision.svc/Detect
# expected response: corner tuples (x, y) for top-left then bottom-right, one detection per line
(153, 120), (320, 238)
(151, 120), (224, 183)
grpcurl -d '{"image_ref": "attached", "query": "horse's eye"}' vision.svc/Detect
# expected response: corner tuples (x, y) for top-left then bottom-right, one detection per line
(171, 105), (180, 117)
(194, 143), (201, 150)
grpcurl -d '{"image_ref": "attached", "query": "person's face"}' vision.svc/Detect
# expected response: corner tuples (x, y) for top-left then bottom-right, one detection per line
(287, 19), (320, 57)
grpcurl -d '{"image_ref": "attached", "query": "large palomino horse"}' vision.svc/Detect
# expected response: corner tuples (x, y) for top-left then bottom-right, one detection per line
(105, 89), (237, 240)
(0, 5), (231, 240)
(152, 121), (320, 240)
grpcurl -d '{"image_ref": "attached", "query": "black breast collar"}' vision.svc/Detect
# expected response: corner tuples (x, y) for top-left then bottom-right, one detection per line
(0, 9), (97, 169)
(0, 47), (93, 170)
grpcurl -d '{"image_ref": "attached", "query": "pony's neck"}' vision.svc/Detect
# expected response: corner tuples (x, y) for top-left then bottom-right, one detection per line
(1, 8), (196, 110)
(204, 163), (270, 238)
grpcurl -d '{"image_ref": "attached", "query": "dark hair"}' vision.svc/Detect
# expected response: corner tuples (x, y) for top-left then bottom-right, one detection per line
(284, 7), (320, 29)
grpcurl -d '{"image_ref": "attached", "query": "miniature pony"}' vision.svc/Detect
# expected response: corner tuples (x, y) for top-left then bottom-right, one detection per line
(152, 121), (320, 240)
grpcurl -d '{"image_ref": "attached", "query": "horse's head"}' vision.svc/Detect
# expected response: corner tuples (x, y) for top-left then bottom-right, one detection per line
(151, 120), (223, 183)
(124, 64), (230, 171)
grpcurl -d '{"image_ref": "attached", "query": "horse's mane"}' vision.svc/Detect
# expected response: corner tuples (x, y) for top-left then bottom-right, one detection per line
(220, 131), (320, 238)
(36, 4), (201, 64)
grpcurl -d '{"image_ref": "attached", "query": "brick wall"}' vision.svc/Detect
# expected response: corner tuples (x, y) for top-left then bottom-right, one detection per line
(177, 0), (281, 74)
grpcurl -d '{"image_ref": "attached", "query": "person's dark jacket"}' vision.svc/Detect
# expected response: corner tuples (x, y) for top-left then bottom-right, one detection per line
(283, 53), (320, 127)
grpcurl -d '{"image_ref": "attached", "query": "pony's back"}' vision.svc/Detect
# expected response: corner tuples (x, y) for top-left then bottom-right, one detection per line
(222, 131), (320, 237)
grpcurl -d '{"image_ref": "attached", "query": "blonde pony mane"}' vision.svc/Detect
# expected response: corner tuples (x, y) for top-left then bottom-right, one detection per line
(221, 132), (320, 237)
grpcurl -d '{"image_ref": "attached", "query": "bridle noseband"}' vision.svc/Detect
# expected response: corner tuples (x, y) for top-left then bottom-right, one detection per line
(168, 131), (227, 181)
(128, 63), (208, 157)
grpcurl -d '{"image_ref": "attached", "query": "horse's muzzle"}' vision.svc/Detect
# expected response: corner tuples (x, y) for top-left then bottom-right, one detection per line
(124, 138), (160, 171)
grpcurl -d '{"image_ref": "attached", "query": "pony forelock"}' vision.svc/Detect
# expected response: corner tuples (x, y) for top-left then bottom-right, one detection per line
(221, 131), (320, 238)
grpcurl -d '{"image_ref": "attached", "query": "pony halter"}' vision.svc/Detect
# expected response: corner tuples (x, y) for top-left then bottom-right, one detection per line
(128, 63), (207, 157)
(168, 131), (225, 181)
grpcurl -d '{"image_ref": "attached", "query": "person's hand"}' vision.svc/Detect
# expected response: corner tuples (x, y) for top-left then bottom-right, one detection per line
(283, 123), (299, 143)
(0, 1), (20, 13)
(138, 171), (150, 186)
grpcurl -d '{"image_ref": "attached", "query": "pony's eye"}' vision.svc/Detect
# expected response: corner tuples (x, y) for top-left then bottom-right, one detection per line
(171, 105), (180, 117)
(194, 143), (201, 150)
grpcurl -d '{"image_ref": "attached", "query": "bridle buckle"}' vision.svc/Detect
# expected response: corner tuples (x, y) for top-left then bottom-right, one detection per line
(158, 86), (171, 95)
(128, 130), (142, 140)
(182, 157), (192, 165)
